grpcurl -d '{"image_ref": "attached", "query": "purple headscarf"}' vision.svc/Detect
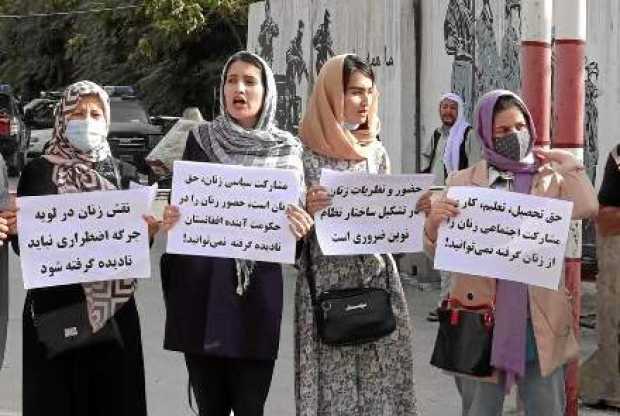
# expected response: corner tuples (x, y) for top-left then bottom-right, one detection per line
(474, 89), (538, 392)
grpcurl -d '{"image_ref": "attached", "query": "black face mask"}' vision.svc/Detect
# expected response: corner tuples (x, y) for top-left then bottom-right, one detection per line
(493, 130), (531, 161)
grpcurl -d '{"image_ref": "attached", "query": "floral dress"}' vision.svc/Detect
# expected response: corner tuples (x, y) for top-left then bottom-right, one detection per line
(295, 142), (417, 416)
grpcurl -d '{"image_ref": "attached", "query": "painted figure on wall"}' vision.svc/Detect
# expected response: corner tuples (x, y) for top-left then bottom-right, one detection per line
(584, 59), (600, 184)
(475, 0), (502, 99)
(581, 59), (601, 280)
(280, 19), (309, 133)
(312, 10), (335, 75)
(258, 0), (280, 66)
(501, 0), (522, 93)
(444, 0), (475, 120)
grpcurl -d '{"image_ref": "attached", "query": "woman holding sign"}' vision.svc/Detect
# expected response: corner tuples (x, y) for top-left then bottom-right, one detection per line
(161, 51), (313, 416)
(424, 90), (598, 415)
(11, 81), (158, 416)
(298, 54), (417, 415)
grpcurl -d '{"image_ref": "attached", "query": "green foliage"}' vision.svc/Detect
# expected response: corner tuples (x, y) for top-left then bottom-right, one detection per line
(0, 0), (255, 116)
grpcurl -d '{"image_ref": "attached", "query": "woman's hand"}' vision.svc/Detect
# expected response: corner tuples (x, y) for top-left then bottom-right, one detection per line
(425, 197), (460, 242)
(0, 216), (8, 245)
(415, 190), (432, 216)
(0, 209), (17, 236)
(143, 215), (161, 239)
(162, 205), (180, 232)
(306, 185), (332, 217)
(534, 148), (580, 172)
(287, 205), (314, 240)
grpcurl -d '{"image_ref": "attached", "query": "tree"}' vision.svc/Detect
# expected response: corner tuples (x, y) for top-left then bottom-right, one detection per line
(0, 0), (255, 116)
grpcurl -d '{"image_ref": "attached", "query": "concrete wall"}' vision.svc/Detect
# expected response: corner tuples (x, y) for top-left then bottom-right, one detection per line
(247, 0), (416, 174)
(247, 0), (617, 186)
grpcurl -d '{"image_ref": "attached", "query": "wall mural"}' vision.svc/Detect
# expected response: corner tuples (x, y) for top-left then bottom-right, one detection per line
(501, 0), (522, 94)
(254, 4), (396, 135)
(582, 58), (600, 270)
(584, 59), (600, 184)
(312, 10), (335, 75)
(258, 0), (280, 66)
(443, 0), (522, 122)
(444, 0), (475, 120)
(475, 0), (502, 98)
(280, 20), (309, 132)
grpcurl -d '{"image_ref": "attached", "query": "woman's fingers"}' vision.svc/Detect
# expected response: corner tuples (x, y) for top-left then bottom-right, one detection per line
(307, 200), (332, 217)
(0, 211), (17, 235)
(143, 214), (161, 237)
(415, 191), (432, 215)
(306, 185), (332, 214)
(289, 224), (303, 239)
(288, 204), (313, 224)
(425, 197), (461, 241)
(307, 185), (329, 196)
(162, 205), (181, 232)
(143, 214), (158, 225)
(287, 213), (305, 239)
(287, 205), (314, 240)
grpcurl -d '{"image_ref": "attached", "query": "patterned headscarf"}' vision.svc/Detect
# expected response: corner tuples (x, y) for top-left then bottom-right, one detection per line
(193, 51), (304, 295)
(43, 80), (135, 333)
(299, 54), (380, 160)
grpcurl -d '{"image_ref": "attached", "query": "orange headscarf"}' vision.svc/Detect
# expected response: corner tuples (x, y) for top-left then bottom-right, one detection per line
(299, 54), (380, 160)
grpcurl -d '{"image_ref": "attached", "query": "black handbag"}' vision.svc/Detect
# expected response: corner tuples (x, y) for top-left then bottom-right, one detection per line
(304, 246), (396, 346)
(430, 298), (495, 377)
(31, 301), (123, 359)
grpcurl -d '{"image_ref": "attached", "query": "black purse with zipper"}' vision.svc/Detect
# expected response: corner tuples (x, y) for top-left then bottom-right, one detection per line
(304, 244), (396, 346)
(31, 299), (123, 359)
(430, 298), (495, 377)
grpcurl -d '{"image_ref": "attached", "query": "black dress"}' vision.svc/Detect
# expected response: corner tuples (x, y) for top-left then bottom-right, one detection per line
(160, 133), (284, 415)
(14, 157), (147, 416)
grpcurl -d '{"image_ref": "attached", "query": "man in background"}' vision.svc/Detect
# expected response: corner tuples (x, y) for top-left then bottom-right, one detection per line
(421, 93), (481, 321)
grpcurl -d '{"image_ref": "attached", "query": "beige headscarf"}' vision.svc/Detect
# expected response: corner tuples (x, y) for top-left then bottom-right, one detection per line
(299, 54), (380, 160)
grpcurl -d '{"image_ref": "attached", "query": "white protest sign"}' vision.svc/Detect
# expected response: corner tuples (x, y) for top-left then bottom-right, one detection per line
(129, 181), (162, 219)
(315, 169), (434, 255)
(17, 189), (153, 289)
(166, 161), (302, 264)
(129, 181), (158, 208)
(434, 186), (573, 290)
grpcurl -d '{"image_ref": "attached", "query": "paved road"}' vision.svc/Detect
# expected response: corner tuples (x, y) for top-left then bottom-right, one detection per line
(0, 234), (618, 415)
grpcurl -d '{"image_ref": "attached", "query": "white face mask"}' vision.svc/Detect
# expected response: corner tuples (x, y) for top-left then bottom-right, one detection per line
(65, 119), (108, 153)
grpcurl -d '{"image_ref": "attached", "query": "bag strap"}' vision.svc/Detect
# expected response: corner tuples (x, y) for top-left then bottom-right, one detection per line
(424, 128), (443, 173)
(302, 241), (321, 326)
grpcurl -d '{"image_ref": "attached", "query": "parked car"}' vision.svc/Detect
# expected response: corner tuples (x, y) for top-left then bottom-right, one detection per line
(23, 93), (60, 129)
(24, 92), (60, 160)
(27, 128), (53, 159)
(105, 87), (162, 178)
(0, 84), (30, 176)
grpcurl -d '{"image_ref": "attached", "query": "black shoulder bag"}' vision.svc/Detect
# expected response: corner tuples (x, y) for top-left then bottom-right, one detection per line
(31, 299), (123, 359)
(430, 298), (495, 377)
(304, 245), (396, 346)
